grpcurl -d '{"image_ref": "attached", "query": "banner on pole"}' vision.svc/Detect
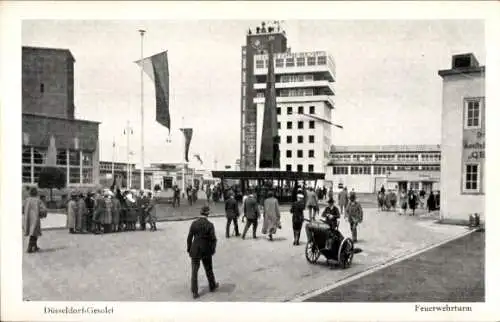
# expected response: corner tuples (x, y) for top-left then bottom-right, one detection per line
(194, 154), (203, 165)
(135, 51), (170, 133)
(180, 128), (193, 162)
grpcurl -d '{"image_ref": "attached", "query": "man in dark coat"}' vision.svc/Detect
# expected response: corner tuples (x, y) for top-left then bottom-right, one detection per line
(241, 191), (260, 239)
(224, 192), (240, 238)
(137, 190), (149, 231)
(290, 193), (305, 245)
(408, 188), (418, 216)
(187, 206), (219, 299)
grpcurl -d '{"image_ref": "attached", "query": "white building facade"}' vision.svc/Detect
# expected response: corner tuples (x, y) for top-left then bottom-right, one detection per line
(253, 51), (335, 179)
(326, 145), (441, 193)
(438, 53), (485, 223)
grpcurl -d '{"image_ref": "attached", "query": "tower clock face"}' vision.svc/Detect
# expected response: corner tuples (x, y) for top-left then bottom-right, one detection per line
(251, 38), (263, 50)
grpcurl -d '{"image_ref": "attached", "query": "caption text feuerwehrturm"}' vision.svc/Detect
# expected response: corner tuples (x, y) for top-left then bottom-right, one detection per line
(415, 304), (472, 312)
(44, 306), (114, 315)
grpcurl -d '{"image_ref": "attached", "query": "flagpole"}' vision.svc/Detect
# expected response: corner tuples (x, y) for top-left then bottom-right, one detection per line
(112, 137), (115, 179)
(126, 121), (131, 189)
(181, 116), (186, 196)
(139, 29), (146, 191)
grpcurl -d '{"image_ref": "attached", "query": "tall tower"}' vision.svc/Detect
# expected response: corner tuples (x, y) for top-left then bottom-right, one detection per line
(240, 21), (287, 171)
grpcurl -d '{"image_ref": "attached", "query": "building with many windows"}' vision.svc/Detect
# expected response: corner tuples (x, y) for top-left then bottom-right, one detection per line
(240, 22), (335, 178)
(438, 53), (485, 223)
(326, 145), (441, 193)
(22, 47), (100, 188)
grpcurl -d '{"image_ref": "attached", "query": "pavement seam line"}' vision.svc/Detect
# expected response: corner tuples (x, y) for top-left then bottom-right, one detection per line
(285, 227), (477, 302)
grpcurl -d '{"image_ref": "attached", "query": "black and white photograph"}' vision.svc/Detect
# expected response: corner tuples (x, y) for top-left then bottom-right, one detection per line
(1, 1), (499, 322)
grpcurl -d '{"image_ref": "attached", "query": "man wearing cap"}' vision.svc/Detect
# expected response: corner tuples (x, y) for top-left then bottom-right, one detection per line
(290, 193), (305, 245)
(241, 190), (260, 239)
(92, 189), (105, 234)
(224, 191), (240, 238)
(345, 193), (364, 243)
(187, 206), (219, 299)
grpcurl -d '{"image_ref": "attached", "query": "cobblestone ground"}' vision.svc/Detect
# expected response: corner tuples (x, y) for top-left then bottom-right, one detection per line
(23, 207), (466, 302)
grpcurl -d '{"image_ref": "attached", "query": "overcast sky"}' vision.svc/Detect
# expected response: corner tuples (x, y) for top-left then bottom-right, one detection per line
(22, 20), (485, 169)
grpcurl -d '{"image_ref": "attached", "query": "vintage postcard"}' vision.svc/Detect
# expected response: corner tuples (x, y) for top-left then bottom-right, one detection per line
(1, 1), (499, 321)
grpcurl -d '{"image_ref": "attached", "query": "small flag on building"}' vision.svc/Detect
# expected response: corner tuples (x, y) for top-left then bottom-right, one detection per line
(135, 50), (170, 133)
(74, 137), (79, 150)
(194, 154), (203, 165)
(180, 128), (193, 162)
(23, 132), (29, 145)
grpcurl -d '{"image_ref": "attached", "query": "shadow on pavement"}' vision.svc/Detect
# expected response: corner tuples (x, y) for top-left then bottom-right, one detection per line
(199, 283), (236, 297)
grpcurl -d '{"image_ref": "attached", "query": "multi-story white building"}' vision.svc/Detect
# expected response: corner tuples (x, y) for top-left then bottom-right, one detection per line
(327, 145), (441, 193)
(252, 50), (335, 177)
(438, 53), (485, 223)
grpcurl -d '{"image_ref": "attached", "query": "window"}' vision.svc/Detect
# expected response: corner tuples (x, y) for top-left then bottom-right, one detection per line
(22, 149), (31, 164)
(297, 164), (303, 172)
(464, 164), (479, 192)
(308, 150), (315, 158)
(82, 168), (93, 184)
(464, 98), (481, 129)
(351, 166), (371, 175)
(56, 150), (67, 165)
(375, 153), (395, 161)
(298, 106), (304, 114)
(40, 83), (44, 93)
(286, 121), (292, 129)
(286, 58), (294, 67)
(298, 121), (304, 129)
(69, 167), (80, 184)
(297, 57), (305, 66)
(308, 165), (314, 172)
(286, 136), (292, 144)
(286, 164), (292, 171)
(297, 150), (303, 158)
(69, 150), (80, 166)
(33, 149), (45, 164)
(374, 166), (387, 175)
(397, 153), (419, 162)
(277, 122), (281, 129)
(307, 56), (316, 66)
(22, 166), (31, 183)
(297, 136), (304, 144)
(286, 150), (292, 158)
(333, 153), (350, 161)
(309, 135), (315, 143)
(309, 106), (315, 114)
(256, 59), (264, 69)
(276, 58), (284, 68)
(309, 121), (315, 129)
(287, 107), (293, 115)
(317, 56), (327, 65)
(332, 166), (348, 175)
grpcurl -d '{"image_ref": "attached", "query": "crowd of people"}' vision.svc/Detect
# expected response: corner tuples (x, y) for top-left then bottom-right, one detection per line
(376, 185), (441, 216)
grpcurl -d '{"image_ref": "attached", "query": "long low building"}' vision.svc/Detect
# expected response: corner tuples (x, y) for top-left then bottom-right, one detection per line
(326, 144), (441, 193)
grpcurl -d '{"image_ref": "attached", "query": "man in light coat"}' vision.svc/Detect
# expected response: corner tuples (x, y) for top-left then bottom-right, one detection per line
(338, 187), (348, 215)
(345, 193), (363, 243)
(305, 187), (318, 221)
(67, 191), (79, 234)
(261, 190), (281, 241)
(23, 187), (47, 253)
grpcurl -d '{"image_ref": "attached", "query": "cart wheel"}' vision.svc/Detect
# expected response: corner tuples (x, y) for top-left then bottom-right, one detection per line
(339, 238), (354, 269)
(305, 241), (320, 264)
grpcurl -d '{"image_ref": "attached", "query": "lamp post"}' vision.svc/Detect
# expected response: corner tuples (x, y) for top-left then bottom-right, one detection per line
(139, 29), (146, 191)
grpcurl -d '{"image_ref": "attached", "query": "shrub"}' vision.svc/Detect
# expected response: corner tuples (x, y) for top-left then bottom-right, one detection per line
(38, 167), (66, 202)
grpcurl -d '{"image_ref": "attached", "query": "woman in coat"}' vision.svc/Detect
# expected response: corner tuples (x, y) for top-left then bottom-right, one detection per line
(77, 193), (88, 233)
(399, 190), (408, 216)
(67, 191), (79, 233)
(408, 189), (418, 216)
(23, 187), (47, 253)
(261, 191), (281, 241)
(111, 195), (121, 232)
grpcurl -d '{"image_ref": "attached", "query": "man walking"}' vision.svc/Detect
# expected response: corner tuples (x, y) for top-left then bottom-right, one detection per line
(241, 190), (260, 239)
(137, 190), (148, 231)
(187, 206), (219, 299)
(290, 193), (305, 245)
(224, 192), (240, 238)
(173, 185), (181, 208)
(23, 187), (47, 253)
(345, 193), (363, 243)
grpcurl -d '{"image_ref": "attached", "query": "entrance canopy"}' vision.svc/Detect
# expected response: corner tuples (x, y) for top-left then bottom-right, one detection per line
(211, 171), (325, 181)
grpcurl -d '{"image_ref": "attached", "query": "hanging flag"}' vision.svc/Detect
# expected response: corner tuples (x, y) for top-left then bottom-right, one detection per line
(135, 51), (170, 132)
(180, 128), (193, 162)
(194, 154), (203, 165)
(259, 38), (280, 169)
(304, 113), (343, 129)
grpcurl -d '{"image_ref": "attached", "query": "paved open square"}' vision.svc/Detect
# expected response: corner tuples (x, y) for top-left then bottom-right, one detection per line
(23, 208), (467, 302)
